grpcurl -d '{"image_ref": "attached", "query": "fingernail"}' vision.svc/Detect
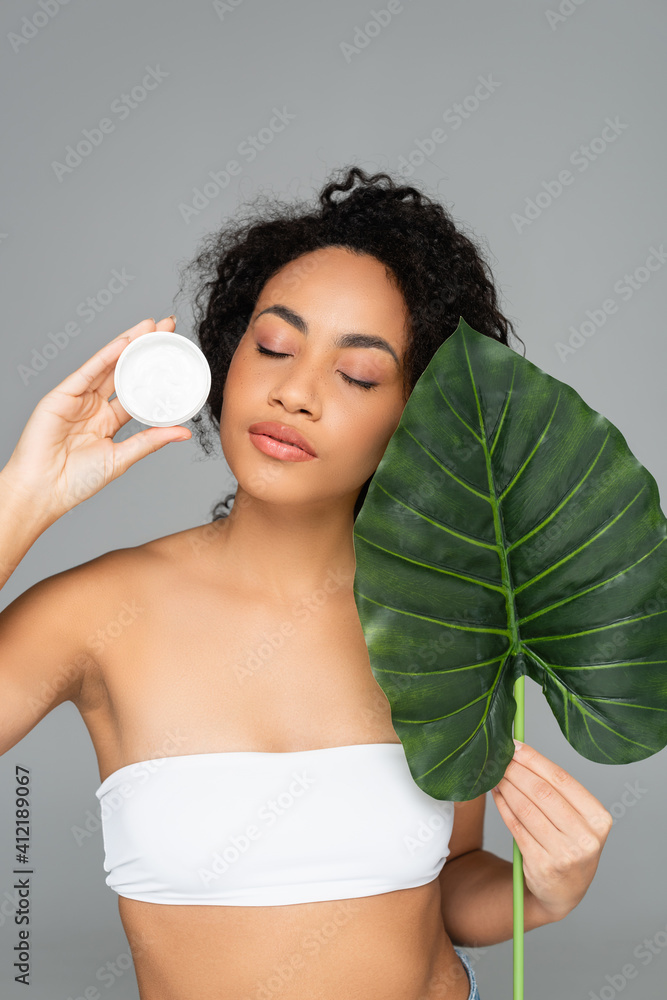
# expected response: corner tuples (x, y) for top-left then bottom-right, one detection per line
(513, 739), (524, 752)
(168, 314), (177, 322)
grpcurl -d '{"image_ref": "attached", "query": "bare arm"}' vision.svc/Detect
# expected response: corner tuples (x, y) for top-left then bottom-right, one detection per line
(0, 315), (190, 755)
(0, 473), (50, 591)
(439, 847), (556, 948)
(0, 556), (101, 757)
(438, 788), (566, 947)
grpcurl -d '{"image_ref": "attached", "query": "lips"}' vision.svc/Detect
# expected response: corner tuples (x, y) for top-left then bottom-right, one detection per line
(247, 421), (317, 457)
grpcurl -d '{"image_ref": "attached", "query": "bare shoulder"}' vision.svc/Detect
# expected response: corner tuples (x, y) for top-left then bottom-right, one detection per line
(144, 520), (228, 562)
(131, 520), (231, 585)
(0, 522), (226, 758)
(34, 520), (225, 632)
(80, 521), (220, 580)
(27, 524), (211, 634)
(70, 521), (229, 614)
(0, 538), (161, 756)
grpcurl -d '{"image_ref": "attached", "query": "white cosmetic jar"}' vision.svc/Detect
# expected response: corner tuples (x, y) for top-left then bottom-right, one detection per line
(113, 331), (212, 427)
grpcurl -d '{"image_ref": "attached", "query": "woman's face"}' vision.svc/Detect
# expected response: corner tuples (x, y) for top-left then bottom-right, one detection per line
(219, 246), (411, 512)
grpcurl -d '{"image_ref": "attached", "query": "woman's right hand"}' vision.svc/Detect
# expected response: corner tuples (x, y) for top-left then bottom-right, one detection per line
(2, 316), (193, 528)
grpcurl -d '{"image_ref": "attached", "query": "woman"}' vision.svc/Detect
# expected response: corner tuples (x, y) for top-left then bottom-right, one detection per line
(0, 167), (613, 1000)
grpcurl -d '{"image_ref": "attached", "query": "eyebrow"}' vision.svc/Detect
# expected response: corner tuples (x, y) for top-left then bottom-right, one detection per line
(253, 304), (401, 369)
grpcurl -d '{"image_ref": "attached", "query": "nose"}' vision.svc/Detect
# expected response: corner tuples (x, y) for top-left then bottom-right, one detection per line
(268, 362), (322, 417)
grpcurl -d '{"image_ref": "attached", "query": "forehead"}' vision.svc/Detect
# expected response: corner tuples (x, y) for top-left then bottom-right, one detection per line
(255, 248), (409, 348)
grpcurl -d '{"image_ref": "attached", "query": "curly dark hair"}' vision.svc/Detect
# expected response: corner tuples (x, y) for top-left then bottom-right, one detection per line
(173, 164), (524, 522)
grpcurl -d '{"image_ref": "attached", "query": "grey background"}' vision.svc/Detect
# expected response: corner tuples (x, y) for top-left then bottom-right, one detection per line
(1, 0), (666, 997)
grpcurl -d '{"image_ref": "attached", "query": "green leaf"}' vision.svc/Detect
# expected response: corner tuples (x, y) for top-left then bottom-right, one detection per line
(353, 316), (667, 801)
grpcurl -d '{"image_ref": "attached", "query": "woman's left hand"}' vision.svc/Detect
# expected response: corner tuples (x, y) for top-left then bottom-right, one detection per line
(491, 740), (614, 922)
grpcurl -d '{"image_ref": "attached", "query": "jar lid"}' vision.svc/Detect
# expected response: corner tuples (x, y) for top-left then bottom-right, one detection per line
(113, 331), (211, 427)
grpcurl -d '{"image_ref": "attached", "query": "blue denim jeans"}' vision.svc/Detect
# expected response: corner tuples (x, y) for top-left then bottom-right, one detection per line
(453, 947), (481, 1000)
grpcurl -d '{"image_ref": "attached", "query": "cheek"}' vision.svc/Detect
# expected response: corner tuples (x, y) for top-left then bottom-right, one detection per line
(218, 363), (245, 446)
(330, 405), (399, 473)
(221, 353), (259, 412)
(363, 410), (404, 470)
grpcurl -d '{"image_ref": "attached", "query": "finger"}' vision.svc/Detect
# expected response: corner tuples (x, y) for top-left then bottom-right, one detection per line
(492, 774), (579, 847)
(508, 742), (607, 826)
(154, 314), (177, 330)
(110, 425), (192, 480)
(52, 318), (156, 399)
(491, 784), (550, 858)
(106, 394), (136, 433)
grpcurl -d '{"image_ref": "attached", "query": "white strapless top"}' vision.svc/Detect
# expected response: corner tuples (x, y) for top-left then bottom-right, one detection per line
(94, 742), (455, 906)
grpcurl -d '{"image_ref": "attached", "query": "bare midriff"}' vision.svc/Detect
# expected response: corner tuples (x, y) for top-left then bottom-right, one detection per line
(118, 882), (471, 1000)
(75, 523), (472, 1000)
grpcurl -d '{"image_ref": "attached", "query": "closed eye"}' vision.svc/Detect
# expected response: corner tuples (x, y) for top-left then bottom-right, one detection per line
(254, 345), (379, 391)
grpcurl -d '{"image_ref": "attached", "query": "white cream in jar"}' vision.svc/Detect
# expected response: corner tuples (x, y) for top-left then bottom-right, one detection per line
(113, 331), (211, 427)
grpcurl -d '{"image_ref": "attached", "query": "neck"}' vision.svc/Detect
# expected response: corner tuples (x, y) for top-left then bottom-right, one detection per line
(208, 487), (359, 603)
